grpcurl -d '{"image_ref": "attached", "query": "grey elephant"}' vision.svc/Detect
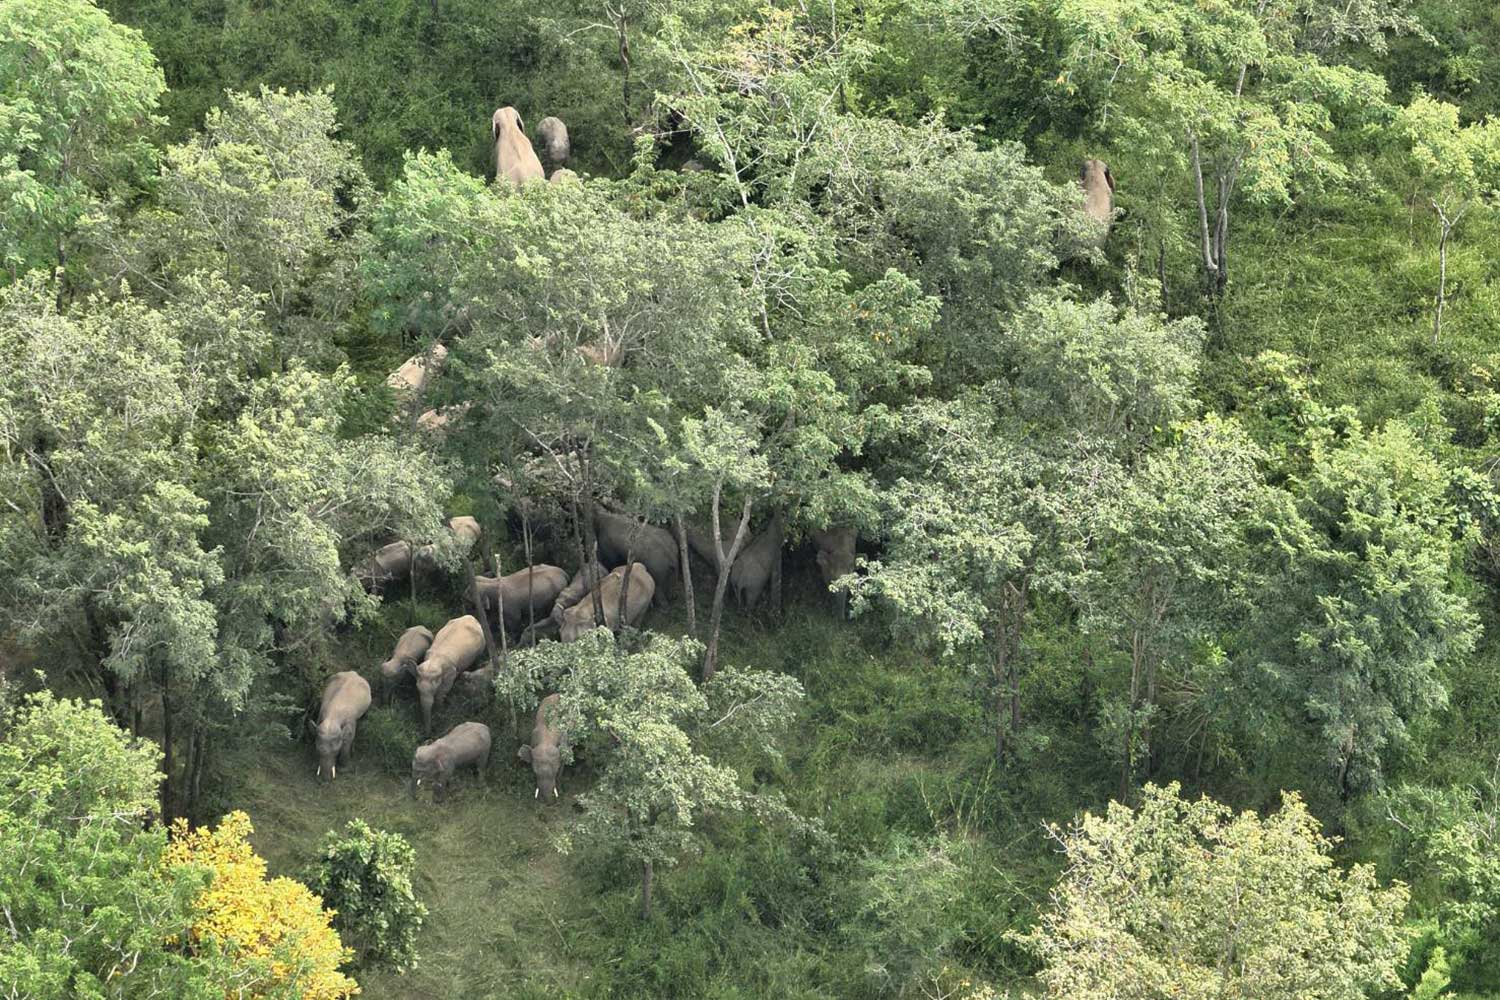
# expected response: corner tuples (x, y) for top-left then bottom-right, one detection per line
(416, 615), (485, 733)
(810, 526), (856, 618)
(550, 559), (609, 619)
(379, 625), (433, 703)
(413, 515), (483, 576)
(1080, 158), (1115, 241)
(518, 693), (569, 801)
(729, 515), (783, 612)
(410, 721), (492, 800)
(361, 539), (413, 590)
(310, 671), (372, 781)
(386, 343), (448, 399)
(536, 116), (570, 173)
(594, 509), (677, 606)
(456, 665), (496, 696)
(493, 106), (545, 187)
(559, 562), (655, 641)
(472, 563), (569, 635)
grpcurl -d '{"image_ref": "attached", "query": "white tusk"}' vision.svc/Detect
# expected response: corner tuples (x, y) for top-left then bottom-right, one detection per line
(416, 778), (422, 786)
(316, 764), (322, 776)
(553, 788), (560, 798)
(534, 788), (539, 799)
(331, 765), (336, 780)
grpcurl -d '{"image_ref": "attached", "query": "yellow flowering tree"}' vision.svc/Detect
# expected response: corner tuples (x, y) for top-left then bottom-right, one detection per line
(164, 811), (359, 1000)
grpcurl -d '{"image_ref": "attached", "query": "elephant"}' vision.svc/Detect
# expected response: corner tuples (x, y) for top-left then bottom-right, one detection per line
(416, 615), (485, 733)
(413, 516), (483, 576)
(549, 167), (580, 186)
(379, 625), (433, 703)
(1080, 158), (1115, 240)
(310, 671), (372, 781)
(518, 693), (569, 801)
(472, 563), (569, 635)
(729, 515), (783, 612)
(550, 560), (609, 619)
(363, 539), (413, 589)
(492, 106), (545, 187)
(575, 340), (622, 366)
(559, 562), (655, 641)
(810, 526), (856, 618)
(456, 665), (496, 696)
(387, 344), (448, 397)
(593, 509), (677, 606)
(410, 721), (492, 800)
(685, 518), (776, 607)
(535, 116), (570, 173)
(415, 402), (471, 434)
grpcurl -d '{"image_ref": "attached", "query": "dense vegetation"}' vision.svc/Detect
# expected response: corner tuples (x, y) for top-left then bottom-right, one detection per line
(5, 0), (1500, 996)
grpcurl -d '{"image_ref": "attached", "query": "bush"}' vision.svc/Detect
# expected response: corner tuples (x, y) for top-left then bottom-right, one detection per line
(305, 819), (427, 971)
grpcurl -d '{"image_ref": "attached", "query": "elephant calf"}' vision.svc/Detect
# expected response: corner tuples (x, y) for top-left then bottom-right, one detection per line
(411, 721), (492, 800)
(518, 693), (569, 801)
(493, 106), (545, 187)
(416, 615), (486, 733)
(310, 671), (372, 781)
(380, 625), (433, 702)
(412, 516), (483, 576)
(559, 563), (655, 641)
(594, 509), (677, 606)
(550, 559), (609, 620)
(473, 564), (568, 634)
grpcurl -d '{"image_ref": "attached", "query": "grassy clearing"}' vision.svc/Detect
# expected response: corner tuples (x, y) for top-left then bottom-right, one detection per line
(215, 565), (1072, 997)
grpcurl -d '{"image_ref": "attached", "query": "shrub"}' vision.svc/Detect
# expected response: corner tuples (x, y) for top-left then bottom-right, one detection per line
(305, 819), (427, 971)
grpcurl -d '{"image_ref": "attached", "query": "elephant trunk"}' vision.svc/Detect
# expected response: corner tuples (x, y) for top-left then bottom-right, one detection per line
(420, 693), (434, 734)
(407, 775), (418, 798)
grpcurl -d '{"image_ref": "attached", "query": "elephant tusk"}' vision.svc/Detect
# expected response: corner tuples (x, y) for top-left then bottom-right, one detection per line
(553, 788), (560, 798)
(534, 788), (539, 799)
(316, 764), (322, 777)
(331, 765), (336, 780)
(416, 778), (422, 786)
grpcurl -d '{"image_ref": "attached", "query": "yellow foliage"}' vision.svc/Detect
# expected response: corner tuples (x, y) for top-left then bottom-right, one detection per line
(164, 810), (359, 1000)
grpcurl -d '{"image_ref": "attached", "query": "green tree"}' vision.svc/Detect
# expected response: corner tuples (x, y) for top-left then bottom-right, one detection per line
(1251, 421), (1479, 797)
(1017, 782), (1410, 1000)
(1049, 0), (1409, 296)
(1395, 93), (1500, 341)
(0, 691), (227, 999)
(305, 819), (427, 971)
(0, 0), (164, 282)
(1085, 415), (1267, 798)
(516, 631), (804, 919)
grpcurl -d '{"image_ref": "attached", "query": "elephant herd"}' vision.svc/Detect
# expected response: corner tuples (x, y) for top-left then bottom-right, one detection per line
(311, 503), (858, 802)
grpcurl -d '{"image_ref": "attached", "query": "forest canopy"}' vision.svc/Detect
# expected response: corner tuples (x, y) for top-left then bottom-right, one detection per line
(5, 0), (1500, 996)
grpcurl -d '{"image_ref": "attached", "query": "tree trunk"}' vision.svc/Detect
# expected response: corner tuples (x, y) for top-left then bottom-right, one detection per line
(469, 557), (498, 672)
(674, 516), (696, 636)
(523, 512), (536, 633)
(640, 859), (654, 920)
(994, 640), (1009, 767)
(1434, 213), (1451, 343)
(703, 488), (753, 682)
(160, 664), (175, 822)
(617, 8), (632, 128)
(770, 543), (783, 620)
(28, 437), (69, 545)
(492, 553), (509, 669)
(1121, 630), (1144, 804)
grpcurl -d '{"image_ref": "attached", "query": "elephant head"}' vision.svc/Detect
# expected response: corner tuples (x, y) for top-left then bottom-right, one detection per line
(310, 717), (350, 781)
(415, 659), (448, 734)
(518, 741), (565, 802)
(492, 106), (525, 141)
(409, 743), (449, 798)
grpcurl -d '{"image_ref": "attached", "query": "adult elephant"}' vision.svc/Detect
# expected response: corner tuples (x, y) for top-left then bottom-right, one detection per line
(536, 116), (570, 174)
(593, 509), (677, 607)
(493, 106), (544, 187)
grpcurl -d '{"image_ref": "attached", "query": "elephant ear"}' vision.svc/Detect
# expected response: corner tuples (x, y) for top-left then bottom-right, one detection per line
(517, 745), (533, 763)
(1104, 166), (1115, 192)
(516, 110), (526, 134)
(306, 716), (319, 735)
